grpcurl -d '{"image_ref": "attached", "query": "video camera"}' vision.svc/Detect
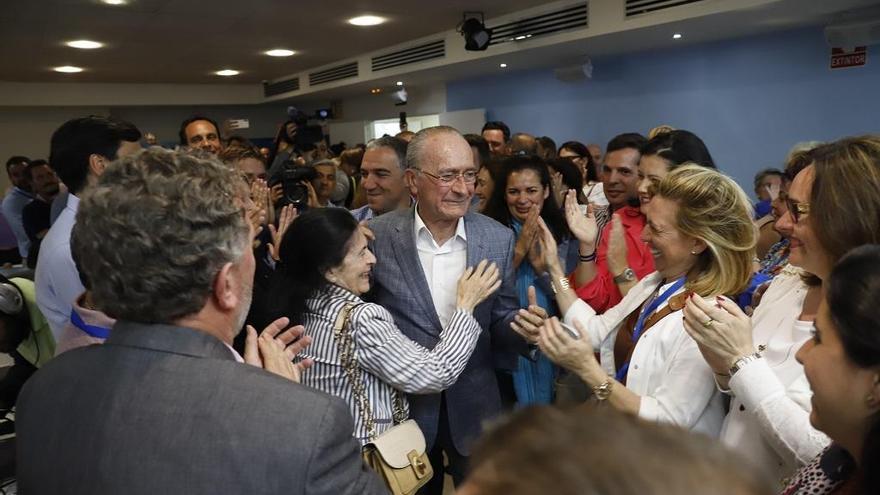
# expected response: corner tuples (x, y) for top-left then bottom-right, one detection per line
(280, 165), (317, 209)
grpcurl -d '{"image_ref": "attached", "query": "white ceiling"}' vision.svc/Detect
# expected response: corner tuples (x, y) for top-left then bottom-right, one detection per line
(0, 0), (551, 83)
(0, 0), (877, 96)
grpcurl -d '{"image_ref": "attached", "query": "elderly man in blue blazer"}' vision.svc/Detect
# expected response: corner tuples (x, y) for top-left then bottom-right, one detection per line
(368, 125), (544, 493)
(16, 148), (384, 495)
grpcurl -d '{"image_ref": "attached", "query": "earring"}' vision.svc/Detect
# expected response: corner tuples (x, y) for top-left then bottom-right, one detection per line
(690, 250), (698, 255)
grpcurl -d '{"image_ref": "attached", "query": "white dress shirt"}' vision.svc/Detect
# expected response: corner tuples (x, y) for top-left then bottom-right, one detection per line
(414, 206), (468, 327)
(563, 271), (725, 437)
(722, 265), (829, 486)
(35, 193), (85, 341)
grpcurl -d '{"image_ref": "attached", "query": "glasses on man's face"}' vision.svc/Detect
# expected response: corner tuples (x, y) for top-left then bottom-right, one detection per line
(785, 196), (811, 223)
(417, 169), (478, 185)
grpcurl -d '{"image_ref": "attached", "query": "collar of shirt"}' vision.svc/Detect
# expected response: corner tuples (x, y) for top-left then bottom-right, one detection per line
(413, 204), (467, 251)
(618, 204), (644, 221)
(66, 192), (80, 213)
(12, 187), (35, 199)
(224, 343), (245, 363)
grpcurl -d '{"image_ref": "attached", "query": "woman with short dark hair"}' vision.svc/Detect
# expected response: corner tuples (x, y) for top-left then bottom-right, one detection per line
(277, 208), (501, 443)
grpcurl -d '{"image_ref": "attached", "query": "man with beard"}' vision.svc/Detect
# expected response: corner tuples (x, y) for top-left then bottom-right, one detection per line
(16, 148), (385, 495)
(21, 160), (61, 267)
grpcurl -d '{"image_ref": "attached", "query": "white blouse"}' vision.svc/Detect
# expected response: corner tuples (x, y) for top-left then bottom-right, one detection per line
(721, 265), (830, 486)
(582, 182), (609, 207)
(563, 272), (724, 437)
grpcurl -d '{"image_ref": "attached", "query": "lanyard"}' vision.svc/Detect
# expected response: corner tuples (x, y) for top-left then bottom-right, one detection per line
(69, 308), (111, 339)
(615, 277), (686, 382)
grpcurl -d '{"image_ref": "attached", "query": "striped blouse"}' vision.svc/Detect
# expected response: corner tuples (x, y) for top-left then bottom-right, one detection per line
(298, 284), (482, 444)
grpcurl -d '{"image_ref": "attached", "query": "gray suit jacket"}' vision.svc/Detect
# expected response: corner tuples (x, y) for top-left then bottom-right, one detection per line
(367, 208), (527, 456)
(16, 321), (386, 495)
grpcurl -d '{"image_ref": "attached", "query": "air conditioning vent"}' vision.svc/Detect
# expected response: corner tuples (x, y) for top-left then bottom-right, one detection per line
(263, 77), (300, 97)
(625, 0), (705, 17)
(309, 62), (359, 86)
(372, 39), (445, 72)
(489, 3), (588, 47)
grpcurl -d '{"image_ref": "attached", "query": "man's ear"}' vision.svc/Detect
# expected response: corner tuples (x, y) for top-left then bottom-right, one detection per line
(212, 262), (239, 311)
(404, 169), (417, 190)
(405, 169), (419, 197)
(88, 154), (107, 178)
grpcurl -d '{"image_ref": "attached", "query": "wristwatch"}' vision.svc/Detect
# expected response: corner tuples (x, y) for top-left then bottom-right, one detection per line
(613, 267), (636, 285)
(593, 379), (614, 401)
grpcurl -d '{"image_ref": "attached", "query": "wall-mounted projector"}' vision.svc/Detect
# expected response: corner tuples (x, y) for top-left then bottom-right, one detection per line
(554, 58), (593, 82)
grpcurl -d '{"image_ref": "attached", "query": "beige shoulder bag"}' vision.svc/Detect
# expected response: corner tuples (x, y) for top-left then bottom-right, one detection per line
(333, 303), (433, 495)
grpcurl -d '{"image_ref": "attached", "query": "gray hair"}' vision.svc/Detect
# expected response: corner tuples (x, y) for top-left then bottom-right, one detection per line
(310, 158), (337, 169)
(365, 136), (408, 171)
(71, 147), (250, 324)
(405, 125), (464, 170)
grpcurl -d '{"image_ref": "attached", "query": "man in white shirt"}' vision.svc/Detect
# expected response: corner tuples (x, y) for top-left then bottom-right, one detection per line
(367, 126), (544, 494)
(35, 116), (142, 341)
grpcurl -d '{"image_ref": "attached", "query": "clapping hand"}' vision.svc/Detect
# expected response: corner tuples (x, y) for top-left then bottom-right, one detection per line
(244, 317), (313, 383)
(606, 214), (629, 277)
(514, 205), (542, 264)
(512, 286), (549, 344)
(267, 204), (298, 262)
(538, 317), (596, 374)
(564, 190), (598, 247)
(682, 295), (755, 374)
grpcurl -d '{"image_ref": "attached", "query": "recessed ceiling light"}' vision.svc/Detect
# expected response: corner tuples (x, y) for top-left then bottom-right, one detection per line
(673, 33), (683, 39)
(370, 88), (382, 94)
(53, 66), (84, 73)
(348, 15), (386, 26)
(215, 69), (240, 76)
(101, 0), (127, 5)
(265, 49), (295, 57)
(66, 40), (104, 49)
(396, 81), (404, 86)
(499, 63), (508, 68)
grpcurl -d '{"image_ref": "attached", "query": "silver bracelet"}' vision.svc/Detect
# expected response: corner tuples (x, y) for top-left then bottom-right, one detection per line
(728, 352), (762, 377)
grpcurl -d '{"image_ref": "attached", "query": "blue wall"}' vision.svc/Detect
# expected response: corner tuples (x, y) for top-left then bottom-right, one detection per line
(446, 27), (880, 194)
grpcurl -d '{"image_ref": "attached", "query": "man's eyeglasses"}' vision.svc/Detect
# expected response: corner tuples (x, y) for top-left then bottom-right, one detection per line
(416, 169), (478, 185)
(785, 196), (811, 223)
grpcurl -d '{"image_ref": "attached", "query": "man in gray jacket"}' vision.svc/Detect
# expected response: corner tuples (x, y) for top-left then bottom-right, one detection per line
(16, 147), (385, 495)
(367, 126), (543, 493)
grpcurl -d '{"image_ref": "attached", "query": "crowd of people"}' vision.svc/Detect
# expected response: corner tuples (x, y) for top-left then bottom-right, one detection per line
(0, 112), (878, 495)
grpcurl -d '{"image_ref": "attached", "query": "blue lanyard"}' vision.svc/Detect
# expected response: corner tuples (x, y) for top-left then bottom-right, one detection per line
(615, 277), (686, 382)
(69, 308), (111, 339)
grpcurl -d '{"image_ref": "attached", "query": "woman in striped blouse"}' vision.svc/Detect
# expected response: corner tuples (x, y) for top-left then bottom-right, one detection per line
(277, 208), (501, 443)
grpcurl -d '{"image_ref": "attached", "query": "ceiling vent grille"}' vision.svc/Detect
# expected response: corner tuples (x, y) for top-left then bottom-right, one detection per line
(309, 62), (359, 86)
(489, 3), (588, 46)
(372, 39), (445, 72)
(625, 0), (705, 17)
(263, 77), (300, 97)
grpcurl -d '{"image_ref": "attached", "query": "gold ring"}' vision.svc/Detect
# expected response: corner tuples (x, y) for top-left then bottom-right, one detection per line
(702, 319), (715, 329)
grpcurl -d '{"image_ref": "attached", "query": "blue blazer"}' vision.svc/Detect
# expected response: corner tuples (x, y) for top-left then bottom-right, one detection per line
(367, 208), (527, 455)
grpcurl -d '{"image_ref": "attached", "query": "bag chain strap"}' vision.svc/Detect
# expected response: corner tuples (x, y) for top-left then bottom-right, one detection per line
(334, 303), (406, 441)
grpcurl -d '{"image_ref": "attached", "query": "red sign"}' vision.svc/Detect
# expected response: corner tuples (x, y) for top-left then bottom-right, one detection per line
(830, 46), (867, 69)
